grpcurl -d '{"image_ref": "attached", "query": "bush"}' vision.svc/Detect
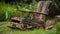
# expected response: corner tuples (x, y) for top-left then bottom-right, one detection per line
(0, 2), (36, 21)
(0, 2), (16, 21)
(55, 22), (60, 34)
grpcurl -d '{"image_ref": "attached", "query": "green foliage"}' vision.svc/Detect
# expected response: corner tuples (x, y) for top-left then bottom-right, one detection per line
(0, 2), (16, 21)
(0, 0), (60, 21)
(55, 22), (60, 34)
(0, 2), (36, 21)
(55, 22), (60, 30)
(48, 0), (60, 17)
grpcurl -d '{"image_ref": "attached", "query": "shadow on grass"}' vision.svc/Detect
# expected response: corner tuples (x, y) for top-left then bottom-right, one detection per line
(7, 26), (34, 31)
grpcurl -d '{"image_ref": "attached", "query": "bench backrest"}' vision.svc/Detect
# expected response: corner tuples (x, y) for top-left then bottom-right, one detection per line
(32, 1), (51, 22)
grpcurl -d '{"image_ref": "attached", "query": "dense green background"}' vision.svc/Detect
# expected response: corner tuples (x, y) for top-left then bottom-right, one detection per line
(0, 0), (60, 21)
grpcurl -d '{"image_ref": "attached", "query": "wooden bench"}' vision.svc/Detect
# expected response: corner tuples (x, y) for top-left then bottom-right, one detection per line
(10, 1), (51, 30)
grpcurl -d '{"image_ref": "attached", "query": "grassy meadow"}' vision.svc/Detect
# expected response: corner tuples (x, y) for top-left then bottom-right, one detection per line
(0, 21), (57, 34)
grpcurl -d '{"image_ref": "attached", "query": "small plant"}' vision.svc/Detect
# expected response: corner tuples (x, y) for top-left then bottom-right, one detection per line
(55, 22), (60, 34)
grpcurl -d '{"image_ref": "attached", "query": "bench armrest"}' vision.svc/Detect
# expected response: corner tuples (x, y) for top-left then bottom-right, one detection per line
(16, 10), (48, 15)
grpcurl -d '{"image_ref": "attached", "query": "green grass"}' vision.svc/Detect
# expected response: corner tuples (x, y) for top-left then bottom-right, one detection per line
(0, 21), (56, 34)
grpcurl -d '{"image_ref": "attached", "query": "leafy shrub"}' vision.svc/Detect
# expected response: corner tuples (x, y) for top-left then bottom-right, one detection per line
(55, 22), (60, 30)
(55, 22), (60, 34)
(0, 2), (16, 21)
(0, 2), (36, 21)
